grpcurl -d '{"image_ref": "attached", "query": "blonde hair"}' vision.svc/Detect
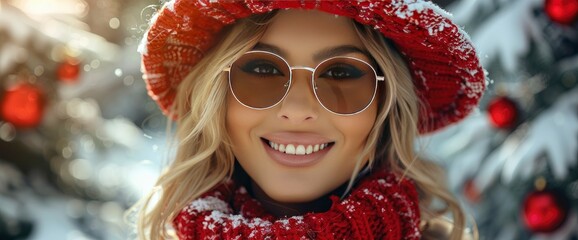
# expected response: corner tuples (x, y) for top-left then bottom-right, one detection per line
(353, 22), (470, 240)
(133, 11), (470, 240)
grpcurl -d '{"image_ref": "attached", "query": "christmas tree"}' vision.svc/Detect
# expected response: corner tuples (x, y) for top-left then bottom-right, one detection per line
(0, 0), (164, 239)
(420, 0), (578, 239)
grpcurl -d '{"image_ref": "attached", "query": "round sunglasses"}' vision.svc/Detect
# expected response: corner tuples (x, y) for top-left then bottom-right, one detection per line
(223, 50), (384, 115)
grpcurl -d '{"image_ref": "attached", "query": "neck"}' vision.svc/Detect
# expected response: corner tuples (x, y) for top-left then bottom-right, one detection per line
(249, 180), (346, 218)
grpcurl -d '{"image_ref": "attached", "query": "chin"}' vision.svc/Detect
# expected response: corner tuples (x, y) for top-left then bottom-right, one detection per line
(262, 185), (325, 203)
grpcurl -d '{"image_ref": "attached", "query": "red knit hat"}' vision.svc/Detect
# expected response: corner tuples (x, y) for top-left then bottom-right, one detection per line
(139, 0), (486, 133)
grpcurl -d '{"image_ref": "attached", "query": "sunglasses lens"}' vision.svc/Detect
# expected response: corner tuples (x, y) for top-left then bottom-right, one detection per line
(314, 58), (377, 114)
(229, 52), (290, 108)
(229, 52), (379, 114)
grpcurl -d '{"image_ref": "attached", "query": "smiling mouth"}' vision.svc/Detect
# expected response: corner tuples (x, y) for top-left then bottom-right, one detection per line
(261, 138), (335, 155)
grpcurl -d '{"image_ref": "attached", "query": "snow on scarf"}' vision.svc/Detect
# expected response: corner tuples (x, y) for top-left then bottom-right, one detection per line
(174, 170), (421, 240)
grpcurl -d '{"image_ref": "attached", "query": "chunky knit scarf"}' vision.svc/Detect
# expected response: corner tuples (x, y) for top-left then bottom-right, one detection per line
(174, 170), (421, 240)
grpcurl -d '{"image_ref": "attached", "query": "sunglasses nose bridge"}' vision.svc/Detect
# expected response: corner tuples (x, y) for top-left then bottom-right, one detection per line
(290, 66), (315, 72)
(288, 66), (317, 90)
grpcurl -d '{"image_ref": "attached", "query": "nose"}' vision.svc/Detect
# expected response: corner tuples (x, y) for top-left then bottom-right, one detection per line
(277, 69), (318, 123)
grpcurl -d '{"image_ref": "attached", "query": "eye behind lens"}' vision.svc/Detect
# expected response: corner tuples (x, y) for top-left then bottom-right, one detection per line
(239, 60), (286, 77)
(319, 64), (366, 80)
(316, 58), (374, 81)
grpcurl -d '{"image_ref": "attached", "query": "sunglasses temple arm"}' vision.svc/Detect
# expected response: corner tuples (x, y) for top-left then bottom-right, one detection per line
(377, 76), (385, 81)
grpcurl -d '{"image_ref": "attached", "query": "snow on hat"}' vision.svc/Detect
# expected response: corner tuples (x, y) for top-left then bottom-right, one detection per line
(139, 0), (486, 133)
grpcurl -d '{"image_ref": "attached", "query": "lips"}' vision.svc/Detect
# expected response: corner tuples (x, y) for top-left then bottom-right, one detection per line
(266, 139), (332, 155)
(260, 135), (335, 167)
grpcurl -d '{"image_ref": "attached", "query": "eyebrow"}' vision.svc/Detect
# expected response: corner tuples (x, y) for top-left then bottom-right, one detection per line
(252, 43), (284, 56)
(252, 42), (371, 62)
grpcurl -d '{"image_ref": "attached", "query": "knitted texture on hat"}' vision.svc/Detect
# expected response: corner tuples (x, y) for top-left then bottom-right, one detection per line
(174, 170), (421, 240)
(140, 0), (486, 133)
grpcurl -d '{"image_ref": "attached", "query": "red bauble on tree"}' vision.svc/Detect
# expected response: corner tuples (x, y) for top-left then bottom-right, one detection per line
(57, 58), (81, 83)
(522, 190), (568, 233)
(487, 96), (519, 129)
(544, 0), (578, 25)
(0, 83), (46, 129)
(464, 178), (482, 203)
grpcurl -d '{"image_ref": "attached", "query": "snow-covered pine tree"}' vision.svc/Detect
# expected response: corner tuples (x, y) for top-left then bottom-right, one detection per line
(420, 0), (578, 239)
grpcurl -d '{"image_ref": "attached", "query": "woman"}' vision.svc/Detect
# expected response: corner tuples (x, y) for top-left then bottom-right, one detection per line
(135, 1), (485, 239)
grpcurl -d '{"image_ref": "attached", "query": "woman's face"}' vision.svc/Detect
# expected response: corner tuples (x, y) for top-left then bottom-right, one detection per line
(226, 10), (378, 203)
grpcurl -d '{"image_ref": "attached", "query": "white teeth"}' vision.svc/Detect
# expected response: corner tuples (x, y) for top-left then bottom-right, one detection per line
(295, 145), (306, 155)
(306, 145), (313, 154)
(267, 140), (331, 155)
(285, 144), (296, 154)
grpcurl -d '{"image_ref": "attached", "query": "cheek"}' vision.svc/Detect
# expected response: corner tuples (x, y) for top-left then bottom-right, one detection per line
(336, 102), (378, 149)
(226, 92), (253, 143)
(226, 92), (268, 156)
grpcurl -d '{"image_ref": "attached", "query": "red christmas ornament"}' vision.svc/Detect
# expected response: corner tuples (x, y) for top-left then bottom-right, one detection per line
(487, 96), (518, 129)
(464, 178), (482, 203)
(544, 0), (578, 25)
(523, 190), (568, 233)
(57, 58), (81, 83)
(0, 83), (45, 128)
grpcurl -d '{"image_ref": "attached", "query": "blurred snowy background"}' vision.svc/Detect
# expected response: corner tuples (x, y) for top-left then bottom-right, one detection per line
(0, 0), (165, 239)
(0, 0), (577, 239)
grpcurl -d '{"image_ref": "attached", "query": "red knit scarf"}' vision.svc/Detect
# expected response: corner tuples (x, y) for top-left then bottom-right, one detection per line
(174, 170), (421, 239)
